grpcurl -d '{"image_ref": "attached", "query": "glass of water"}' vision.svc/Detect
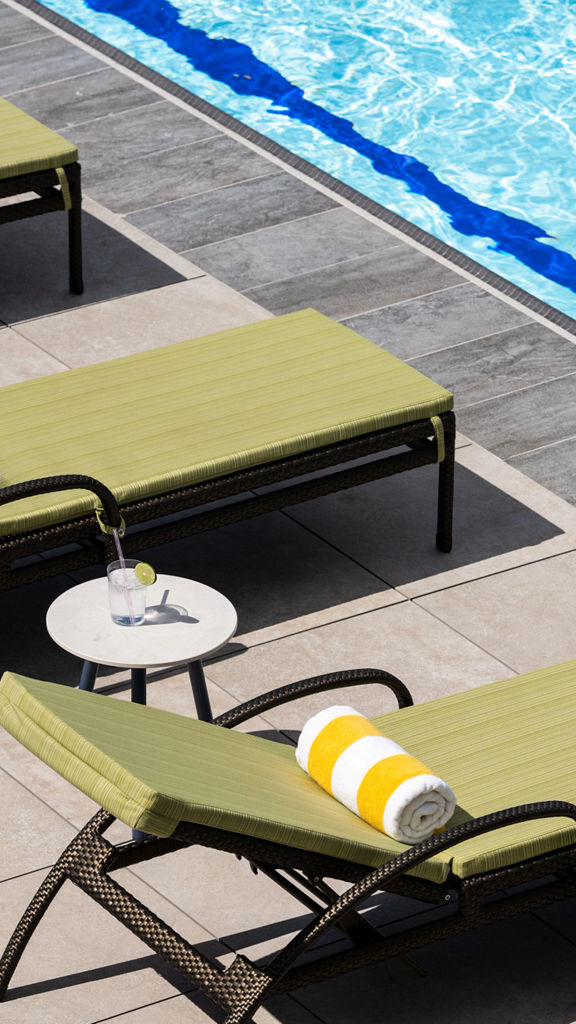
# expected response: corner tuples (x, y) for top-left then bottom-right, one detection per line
(107, 559), (147, 626)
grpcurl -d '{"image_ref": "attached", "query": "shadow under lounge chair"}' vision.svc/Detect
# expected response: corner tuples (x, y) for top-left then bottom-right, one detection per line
(1, 661), (576, 1021)
(0, 309), (455, 589)
(0, 96), (83, 294)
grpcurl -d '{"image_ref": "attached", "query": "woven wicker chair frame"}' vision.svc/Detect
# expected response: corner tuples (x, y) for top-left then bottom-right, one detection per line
(0, 162), (83, 294)
(0, 410), (455, 590)
(1, 667), (575, 1024)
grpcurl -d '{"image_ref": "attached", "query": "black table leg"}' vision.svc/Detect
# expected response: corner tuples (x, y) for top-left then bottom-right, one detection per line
(188, 660), (213, 722)
(130, 667), (148, 840)
(131, 668), (147, 705)
(79, 661), (99, 691)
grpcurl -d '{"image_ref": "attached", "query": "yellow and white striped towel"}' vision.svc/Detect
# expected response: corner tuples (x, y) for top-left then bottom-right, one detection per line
(296, 705), (456, 844)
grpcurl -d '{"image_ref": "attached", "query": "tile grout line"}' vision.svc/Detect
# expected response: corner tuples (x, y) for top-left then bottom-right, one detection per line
(508, 433), (576, 458)
(120, 170), (282, 218)
(455, 367), (576, 411)
(407, 319), (576, 365)
(408, 542), (576, 601)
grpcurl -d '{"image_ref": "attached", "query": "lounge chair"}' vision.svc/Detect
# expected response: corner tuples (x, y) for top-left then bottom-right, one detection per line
(0, 96), (83, 294)
(1, 660), (575, 1022)
(0, 308), (455, 589)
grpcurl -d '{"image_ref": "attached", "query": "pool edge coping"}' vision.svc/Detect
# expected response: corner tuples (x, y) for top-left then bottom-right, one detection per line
(10, 0), (576, 341)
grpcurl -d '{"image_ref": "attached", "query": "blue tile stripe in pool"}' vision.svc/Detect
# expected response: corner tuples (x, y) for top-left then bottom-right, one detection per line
(29, 0), (576, 323)
(86, 0), (576, 301)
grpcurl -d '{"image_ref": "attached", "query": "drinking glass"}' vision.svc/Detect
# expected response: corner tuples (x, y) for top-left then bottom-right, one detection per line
(107, 559), (147, 625)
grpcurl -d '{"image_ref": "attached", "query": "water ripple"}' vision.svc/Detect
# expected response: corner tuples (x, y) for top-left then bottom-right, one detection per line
(39, 0), (576, 317)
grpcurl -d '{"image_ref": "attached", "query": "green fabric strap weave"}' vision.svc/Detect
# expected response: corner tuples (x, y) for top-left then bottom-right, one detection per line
(431, 415), (445, 462)
(0, 309), (454, 538)
(1, 660), (576, 884)
(0, 97), (78, 179)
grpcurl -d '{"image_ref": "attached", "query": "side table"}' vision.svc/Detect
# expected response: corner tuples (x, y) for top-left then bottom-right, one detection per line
(46, 574), (238, 722)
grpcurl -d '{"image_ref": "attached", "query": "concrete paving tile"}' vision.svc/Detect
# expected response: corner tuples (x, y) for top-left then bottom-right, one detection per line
(410, 320), (576, 407)
(286, 440), (576, 597)
(510, 437), (576, 506)
(243, 246), (462, 319)
(125, 512), (397, 645)
(11, 68), (160, 131)
(0, 864), (223, 1023)
(0, 328), (68, 384)
(86, 135), (275, 214)
(127, 172), (337, 252)
(100, 992), (321, 1023)
(0, 720), (111, 833)
(67, 100), (218, 162)
(415, 550), (576, 674)
(0, 34), (101, 94)
(295, 913), (576, 1023)
(15, 276), (270, 365)
(342, 282), (533, 359)
(83, 194), (207, 279)
(132, 841), (317, 965)
(0, 768), (76, 878)
(204, 601), (512, 729)
(186, 208), (400, 292)
(0, 5), (50, 47)
(0, 210), (185, 324)
(456, 373), (576, 459)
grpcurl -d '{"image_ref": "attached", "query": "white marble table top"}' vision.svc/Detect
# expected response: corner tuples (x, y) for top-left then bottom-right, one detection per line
(46, 574), (237, 669)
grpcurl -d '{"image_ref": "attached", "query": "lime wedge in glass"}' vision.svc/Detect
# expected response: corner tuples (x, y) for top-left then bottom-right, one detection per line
(135, 562), (157, 586)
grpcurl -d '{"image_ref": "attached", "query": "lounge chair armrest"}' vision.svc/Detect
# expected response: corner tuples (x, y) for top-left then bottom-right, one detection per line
(0, 474), (123, 533)
(276, 799), (576, 965)
(212, 668), (414, 729)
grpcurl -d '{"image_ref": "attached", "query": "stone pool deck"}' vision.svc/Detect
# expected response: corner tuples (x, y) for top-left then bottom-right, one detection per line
(1, 1), (576, 1021)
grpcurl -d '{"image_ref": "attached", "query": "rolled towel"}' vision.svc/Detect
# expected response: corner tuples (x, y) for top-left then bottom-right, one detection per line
(296, 705), (456, 844)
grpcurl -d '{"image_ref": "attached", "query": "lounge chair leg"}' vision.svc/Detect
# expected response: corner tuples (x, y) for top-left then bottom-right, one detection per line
(436, 411), (455, 552)
(0, 859), (68, 999)
(67, 163), (84, 295)
(0, 808), (114, 1000)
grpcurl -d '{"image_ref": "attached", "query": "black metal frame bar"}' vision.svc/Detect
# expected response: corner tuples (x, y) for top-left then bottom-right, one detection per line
(0, 411), (455, 589)
(0, 162), (83, 294)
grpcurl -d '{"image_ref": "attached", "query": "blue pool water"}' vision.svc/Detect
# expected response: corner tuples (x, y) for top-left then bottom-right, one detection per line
(39, 0), (576, 319)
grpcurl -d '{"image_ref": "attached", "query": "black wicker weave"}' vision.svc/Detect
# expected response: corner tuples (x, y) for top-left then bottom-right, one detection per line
(0, 411), (455, 589)
(1, 666), (575, 1024)
(0, 162), (83, 294)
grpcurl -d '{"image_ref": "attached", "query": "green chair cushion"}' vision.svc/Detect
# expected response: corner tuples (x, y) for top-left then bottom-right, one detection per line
(1, 660), (575, 884)
(0, 97), (78, 178)
(0, 308), (453, 537)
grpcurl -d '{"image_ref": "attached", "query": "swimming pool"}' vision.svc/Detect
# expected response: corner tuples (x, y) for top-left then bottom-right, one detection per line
(36, 0), (576, 321)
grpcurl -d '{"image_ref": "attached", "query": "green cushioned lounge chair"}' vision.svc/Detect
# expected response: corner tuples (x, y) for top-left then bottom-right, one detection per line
(0, 309), (455, 588)
(0, 97), (83, 294)
(1, 661), (576, 1022)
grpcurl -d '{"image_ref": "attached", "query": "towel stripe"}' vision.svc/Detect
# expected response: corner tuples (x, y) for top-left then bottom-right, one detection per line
(357, 754), (431, 832)
(307, 713), (383, 790)
(297, 704), (456, 843)
(330, 735), (409, 814)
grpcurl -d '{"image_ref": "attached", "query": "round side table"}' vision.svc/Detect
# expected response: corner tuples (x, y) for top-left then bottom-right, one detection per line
(46, 574), (237, 722)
